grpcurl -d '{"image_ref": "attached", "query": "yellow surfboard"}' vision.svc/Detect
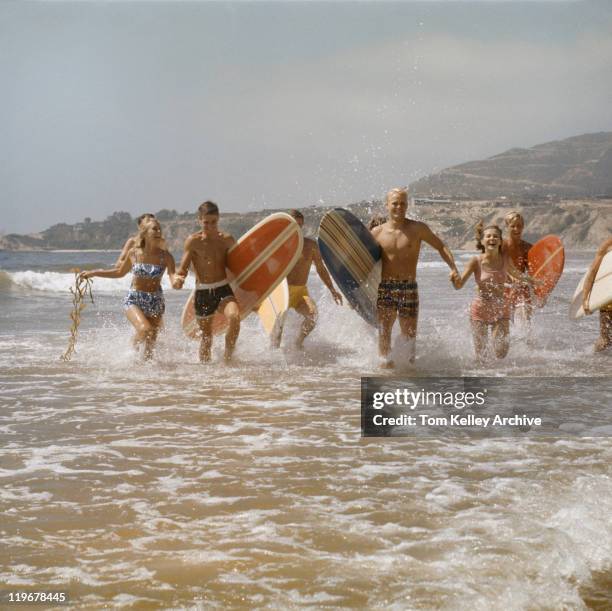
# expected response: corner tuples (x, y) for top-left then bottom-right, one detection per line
(257, 279), (289, 339)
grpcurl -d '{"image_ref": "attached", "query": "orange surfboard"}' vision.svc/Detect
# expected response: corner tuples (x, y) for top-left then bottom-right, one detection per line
(528, 235), (565, 307)
(181, 213), (303, 338)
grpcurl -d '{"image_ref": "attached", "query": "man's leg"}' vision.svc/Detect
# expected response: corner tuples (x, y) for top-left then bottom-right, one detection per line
(398, 315), (418, 364)
(396, 283), (418, 363)
(377, 307), (397, 367)
(294, 296), (317, 349)
(197, 317), (214, 363)
(221, 299), (241, 361)
(595, 309), (612, 352)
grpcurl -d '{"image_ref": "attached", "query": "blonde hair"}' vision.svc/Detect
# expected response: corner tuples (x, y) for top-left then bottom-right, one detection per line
(386, 187), (408, 203)
(475, 221), (503, 253)
(504, 211), (524, 226)
(134, 219), (166, 255)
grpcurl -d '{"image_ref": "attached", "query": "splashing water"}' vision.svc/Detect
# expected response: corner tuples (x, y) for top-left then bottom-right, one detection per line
(1, 250), (610, 608)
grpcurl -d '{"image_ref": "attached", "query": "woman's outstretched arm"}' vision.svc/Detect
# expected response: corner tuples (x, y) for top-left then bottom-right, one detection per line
(79, 254), (132, 280)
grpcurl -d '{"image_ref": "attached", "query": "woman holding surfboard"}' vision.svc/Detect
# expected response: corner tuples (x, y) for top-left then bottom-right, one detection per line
(503, 212), (533, 323)
(451, 223), (539, 363)
(79, 219), (179, 360)
(503, 211), (565, 333)
(581, 237), (612, 352)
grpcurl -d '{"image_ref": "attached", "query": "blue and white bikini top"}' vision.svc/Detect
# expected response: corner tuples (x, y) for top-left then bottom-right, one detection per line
(131, 251), (165, 279)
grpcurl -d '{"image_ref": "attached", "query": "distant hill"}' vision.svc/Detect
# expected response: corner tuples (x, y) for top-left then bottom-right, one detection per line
(1, 132), (611, 251)
(1, 197), (610, 253)
(410, 132), (612, 199)
(0, 202), (380, 253)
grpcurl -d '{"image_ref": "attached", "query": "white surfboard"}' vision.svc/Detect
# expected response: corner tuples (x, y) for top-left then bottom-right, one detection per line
(569, 251), (612, 319)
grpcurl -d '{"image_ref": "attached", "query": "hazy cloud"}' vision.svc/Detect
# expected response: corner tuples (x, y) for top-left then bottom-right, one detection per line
(1, 1), (610, 233)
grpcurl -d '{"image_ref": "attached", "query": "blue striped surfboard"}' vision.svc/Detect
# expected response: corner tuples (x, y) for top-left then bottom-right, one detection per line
(318, 208), (382, 326)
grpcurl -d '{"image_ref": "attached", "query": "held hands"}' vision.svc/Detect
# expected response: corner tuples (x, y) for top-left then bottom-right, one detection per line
(331, 288), (343, 305)
(449, 269), (461, 289)
(172, 274), (185, 289)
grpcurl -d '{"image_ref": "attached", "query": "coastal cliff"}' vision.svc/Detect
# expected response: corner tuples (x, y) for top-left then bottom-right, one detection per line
(2, 132), (611, 251)
(1, 198), (610, 252)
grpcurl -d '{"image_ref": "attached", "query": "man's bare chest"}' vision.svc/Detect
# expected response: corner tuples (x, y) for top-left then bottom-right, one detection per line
(380, 231), (419, 255)
(192, 240), (227, 261)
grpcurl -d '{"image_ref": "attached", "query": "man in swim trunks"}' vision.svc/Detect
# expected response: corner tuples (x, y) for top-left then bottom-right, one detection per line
(174, 201), (240, 363)
(273, 209), (343, 348)
(371, 187), (459, 368)
(582, 237), (612, 352)
(115, 213), (157, 267)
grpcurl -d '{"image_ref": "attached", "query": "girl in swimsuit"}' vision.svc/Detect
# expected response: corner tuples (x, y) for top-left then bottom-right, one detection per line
(450, 223), (538, 363)
(79, 219), (178, 359)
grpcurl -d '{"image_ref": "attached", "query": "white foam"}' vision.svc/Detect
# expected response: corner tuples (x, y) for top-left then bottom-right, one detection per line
(4, 270), (197, 293)
(1, 252), (612, 608)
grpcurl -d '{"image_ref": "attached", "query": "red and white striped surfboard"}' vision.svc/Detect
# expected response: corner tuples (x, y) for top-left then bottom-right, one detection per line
(181, 213), (303, 338)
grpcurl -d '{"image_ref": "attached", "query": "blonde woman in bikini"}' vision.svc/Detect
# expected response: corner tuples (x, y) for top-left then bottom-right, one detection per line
(451, 223), (538, 363)
(79, 219), (178, 360)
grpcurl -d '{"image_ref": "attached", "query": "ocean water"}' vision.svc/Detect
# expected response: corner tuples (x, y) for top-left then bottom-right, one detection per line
(1, 249), (611, 609)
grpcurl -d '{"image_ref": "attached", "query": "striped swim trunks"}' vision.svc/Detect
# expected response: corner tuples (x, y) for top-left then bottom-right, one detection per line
(377, 280), (419, 318)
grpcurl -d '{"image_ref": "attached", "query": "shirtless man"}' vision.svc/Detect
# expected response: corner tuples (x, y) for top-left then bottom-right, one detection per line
(371, 188), (458, 368)
(582, 237), (612, 352)
(115, 213), (156, 267)
(174, 201), (240, 363)
(273, 209), (343, 348)
(503, 211), (534, 324)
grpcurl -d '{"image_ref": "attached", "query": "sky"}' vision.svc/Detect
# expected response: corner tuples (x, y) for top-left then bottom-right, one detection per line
(1, 0), (611, 234)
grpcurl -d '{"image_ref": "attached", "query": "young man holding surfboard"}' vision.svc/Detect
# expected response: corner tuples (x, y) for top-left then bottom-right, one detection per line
(276, 209), (343, 349)
(174, 201), (241, 363)
(371, 187), (459, 368)
(582, 237), (612, 352)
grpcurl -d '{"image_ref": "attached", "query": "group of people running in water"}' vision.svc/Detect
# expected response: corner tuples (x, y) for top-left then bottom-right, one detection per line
(79, 188), (612, 365)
